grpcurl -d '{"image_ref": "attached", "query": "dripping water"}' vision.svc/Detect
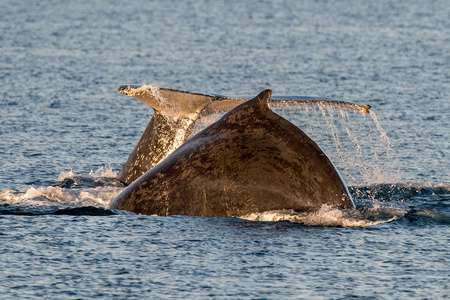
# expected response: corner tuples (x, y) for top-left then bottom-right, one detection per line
(186, 102), (400, 188)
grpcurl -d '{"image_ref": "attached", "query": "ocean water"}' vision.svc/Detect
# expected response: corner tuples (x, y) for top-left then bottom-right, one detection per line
(1, 0), (449, 299)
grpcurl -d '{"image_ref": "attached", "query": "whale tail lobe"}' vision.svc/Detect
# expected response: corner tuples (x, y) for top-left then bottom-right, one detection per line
(117, 85), (246, 185)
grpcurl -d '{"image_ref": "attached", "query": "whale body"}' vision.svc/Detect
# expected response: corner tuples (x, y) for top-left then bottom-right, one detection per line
(111, 90), (355, 217)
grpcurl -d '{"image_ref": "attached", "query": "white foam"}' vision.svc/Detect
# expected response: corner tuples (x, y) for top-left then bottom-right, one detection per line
(57, 169), (78, 181)
(88, 166), (118, 178)
(24, 186), (70, 203)
(0, 185), (123, 208)
(434, 183), (450, 190)
(128, 84), (161, 97)
(1, 166), (124, 209)
(137, 84), (186, 118)
(0, 186), (123, 207)
(240, 205), (406, 227)
(57, 166), (118, 182)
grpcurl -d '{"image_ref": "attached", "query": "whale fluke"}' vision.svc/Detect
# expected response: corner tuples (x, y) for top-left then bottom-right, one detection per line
(117, 85), (247, 118)
(111, 89), (354, 217)
(118, 85), (371, 115)
(117, 85), (370, 185)
(117, 85), (247, 185)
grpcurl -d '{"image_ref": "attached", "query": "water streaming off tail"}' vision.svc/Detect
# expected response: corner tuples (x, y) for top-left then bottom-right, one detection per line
(190, 102), (400, 187)
(127, 85), (397, 188)
(280, 103), (400, 186)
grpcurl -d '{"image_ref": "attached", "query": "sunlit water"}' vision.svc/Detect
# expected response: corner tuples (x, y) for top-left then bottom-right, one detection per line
(1, 0), (449, 299)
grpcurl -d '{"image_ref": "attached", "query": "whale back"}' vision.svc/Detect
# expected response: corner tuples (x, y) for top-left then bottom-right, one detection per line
(111, 89), (354, 216)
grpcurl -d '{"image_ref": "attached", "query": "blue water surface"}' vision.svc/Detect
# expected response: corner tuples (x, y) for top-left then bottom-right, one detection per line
(0, 0), (449, 299)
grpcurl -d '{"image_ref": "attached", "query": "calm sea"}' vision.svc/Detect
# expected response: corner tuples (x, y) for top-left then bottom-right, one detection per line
(1, 0), (449, 299)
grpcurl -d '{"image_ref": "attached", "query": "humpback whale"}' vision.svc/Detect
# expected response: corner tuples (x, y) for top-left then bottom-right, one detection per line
(117, 85), (370, 185)
(111, 90), (357, 217)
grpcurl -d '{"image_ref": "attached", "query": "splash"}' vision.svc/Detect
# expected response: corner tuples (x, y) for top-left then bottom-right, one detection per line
(269, 104), (402, 186)
(240, 205), (405, 227)
(0, 167), (124, 211)
(88, 166), (118, 178)
(185, 95), (400, 187)
(139, 84), (175, 113)
(119, 84), (191, 119)
(0, 185), (122, 208)
(119, 84), (161, 98)
(57, 169), (77, 181)
(57, 166), (119, 186)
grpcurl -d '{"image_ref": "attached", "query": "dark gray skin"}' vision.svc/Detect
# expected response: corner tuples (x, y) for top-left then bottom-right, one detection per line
(111, 89), (355, 217)
(117, 85), (371, 185)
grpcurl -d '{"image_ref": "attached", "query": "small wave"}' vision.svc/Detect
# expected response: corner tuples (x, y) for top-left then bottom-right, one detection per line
(402, 208), (450, 225)
(240, 205), (406, 227)
(0, 166), (124, 215)
(0, 185), (122, 207)
(350, 182), (450, 202)
(56, 166), (122, 188)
